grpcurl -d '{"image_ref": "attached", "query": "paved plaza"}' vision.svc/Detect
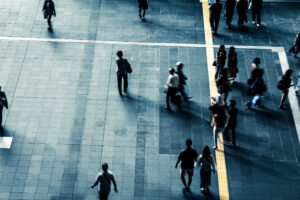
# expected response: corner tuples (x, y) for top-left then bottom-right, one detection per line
(0, 0), (300, 199)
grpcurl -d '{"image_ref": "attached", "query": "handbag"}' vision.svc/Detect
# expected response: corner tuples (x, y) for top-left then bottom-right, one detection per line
(125, 60), (132, 73)
(43, 11), (47, 19)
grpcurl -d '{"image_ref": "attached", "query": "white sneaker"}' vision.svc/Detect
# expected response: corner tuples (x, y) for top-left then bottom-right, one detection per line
(252, 21), (255, 24)
(257, 24), (261, 28)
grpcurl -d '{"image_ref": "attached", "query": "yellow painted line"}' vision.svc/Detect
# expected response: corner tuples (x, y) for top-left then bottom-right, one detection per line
(201, 0), (230, 200)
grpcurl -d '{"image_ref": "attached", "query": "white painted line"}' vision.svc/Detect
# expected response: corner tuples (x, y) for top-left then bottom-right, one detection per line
(0, 36), (278, 50)
(0, 137), (13, 149)
(276, 47), (300, 143)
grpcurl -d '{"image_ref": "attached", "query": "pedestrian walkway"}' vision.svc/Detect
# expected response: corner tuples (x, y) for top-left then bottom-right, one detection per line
(0, 0), (299, 200)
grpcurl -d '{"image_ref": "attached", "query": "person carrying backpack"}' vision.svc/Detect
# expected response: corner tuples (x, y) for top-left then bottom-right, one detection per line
(116, 51), (132, 96)
(278, 69), (293, 110)
(42, 0), (56, 29)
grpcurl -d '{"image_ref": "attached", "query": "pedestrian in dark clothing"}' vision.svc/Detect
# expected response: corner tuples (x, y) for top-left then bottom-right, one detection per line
(116, 51), (131, 96)
(165, 68), (180, 111)
(246, 77), (267, 109)
(91, 163), (118, 200)
(138, 0), (148, 22)
(175, 139), (198, 192)
(217, 68), (231, 104)
(215, 45), (227, 80)
(289, 32), (300, 57)
(227, 46), (238, 83)
(225, 0), (236, 29)
(196, 145), (216, 194)
(250, 0), (263, 28)
(42, 0), (56, 29)
(0, 86), (8, 127)
(210, 0), (223, 35)
(237, 0), (248, 28)
(247, 57), (262, 87)
(278, 69), (293, 110)
(224, 100), (238, 146)
(176, 62), (192, 101)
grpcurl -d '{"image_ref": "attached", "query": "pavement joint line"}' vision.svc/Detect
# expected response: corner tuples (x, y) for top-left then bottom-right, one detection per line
(202, 0), (230, 200)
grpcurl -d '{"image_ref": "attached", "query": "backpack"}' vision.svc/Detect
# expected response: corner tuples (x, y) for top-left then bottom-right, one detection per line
(125, 59), (132, 73)
(277, 80), (285, 90)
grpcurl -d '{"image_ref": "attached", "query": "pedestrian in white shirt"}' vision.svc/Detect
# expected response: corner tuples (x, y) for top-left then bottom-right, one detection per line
(165, 68), (180, 111)
(91, 163), (117, 200)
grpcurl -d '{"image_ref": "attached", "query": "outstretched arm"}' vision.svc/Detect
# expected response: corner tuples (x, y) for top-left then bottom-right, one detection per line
(112, 176), (118, 193)
(175, 159), (180, 168)
(91, 179), (98, 188)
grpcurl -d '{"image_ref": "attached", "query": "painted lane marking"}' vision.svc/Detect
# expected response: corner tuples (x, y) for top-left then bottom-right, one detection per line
(0, 137), (13, 149)
(202, 0), (230, 200)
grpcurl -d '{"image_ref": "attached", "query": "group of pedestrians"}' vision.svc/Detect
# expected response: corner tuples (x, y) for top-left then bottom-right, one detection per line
(175, 139), (216, 194)
(210, 0), (263, 34)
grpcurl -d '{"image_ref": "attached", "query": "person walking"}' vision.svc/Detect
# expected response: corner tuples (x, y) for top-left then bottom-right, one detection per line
(175, 62), (192, 101)
(250, 0), (263, 28)
(209, 0), (223, 35)
(215, 45), (227, 80)
(289, 32), (300, 57)
(212, 94), (226, 150)
(165, 67), (180, 111)
(216, 68), (231, 105)
(91, 163), (118, 200)
(138, 0), (148, 22)
(223, 100), (238, 147)
(247, 57), (262, 87)
(237, 0), (248, 29)
(42, 0), (56, 29)
(278, 69), (294, 110)
(224, 0), (236, 29)
(295, 72), (300, 96)
(196, 145), (216, 194)
(0, 86), (8, 127)
(116, 51), (132, 96)
(227, 46), (238, 83)
(175, 139), (198, 192)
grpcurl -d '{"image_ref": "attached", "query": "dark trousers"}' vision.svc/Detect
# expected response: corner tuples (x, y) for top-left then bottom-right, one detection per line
(238, 12), (247, 26)
(178, 85), (188, 99)
(210, 15), (220, 32)
(0, 106), (3, 126)
(99, 192), (109, 200)
(166, 87), (179, 109)
(224, 124), (236, 144)
(117, 74), (128, 95)
(225, 10), (234, 26)
(252, 9), (261, 24)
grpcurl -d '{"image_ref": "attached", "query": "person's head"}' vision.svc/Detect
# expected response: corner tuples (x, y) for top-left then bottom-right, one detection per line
(186, 139), (192, 148)
(102, 163), (108, 172)
(229, 46), (235, 54)
(219, 44), (225, 51)
(216, 0), (220, 3)
(229, 99), (236, 108)
(202, 145), (211, 159)
(116, 50), (123, 58)
(297, 32), (300, 37)
(169, 67), (175, 75)
(253, 57), (261, 65)
(285, 69), (293, 77)
(176, 62), (184, 70)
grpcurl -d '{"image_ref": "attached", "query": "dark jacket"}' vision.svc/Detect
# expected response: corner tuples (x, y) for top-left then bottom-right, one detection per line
(176, 70), (187, 86)
(43, 0), (56, 16)
(116, 58), (130, 75)
(295, 34), (300, 46)
(217, 50), (227, 68)
(210, 2), (222, 17)
(0, 91), (8, 109)
(225, 0), (236, 11)
(251, 0), (263, 10)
